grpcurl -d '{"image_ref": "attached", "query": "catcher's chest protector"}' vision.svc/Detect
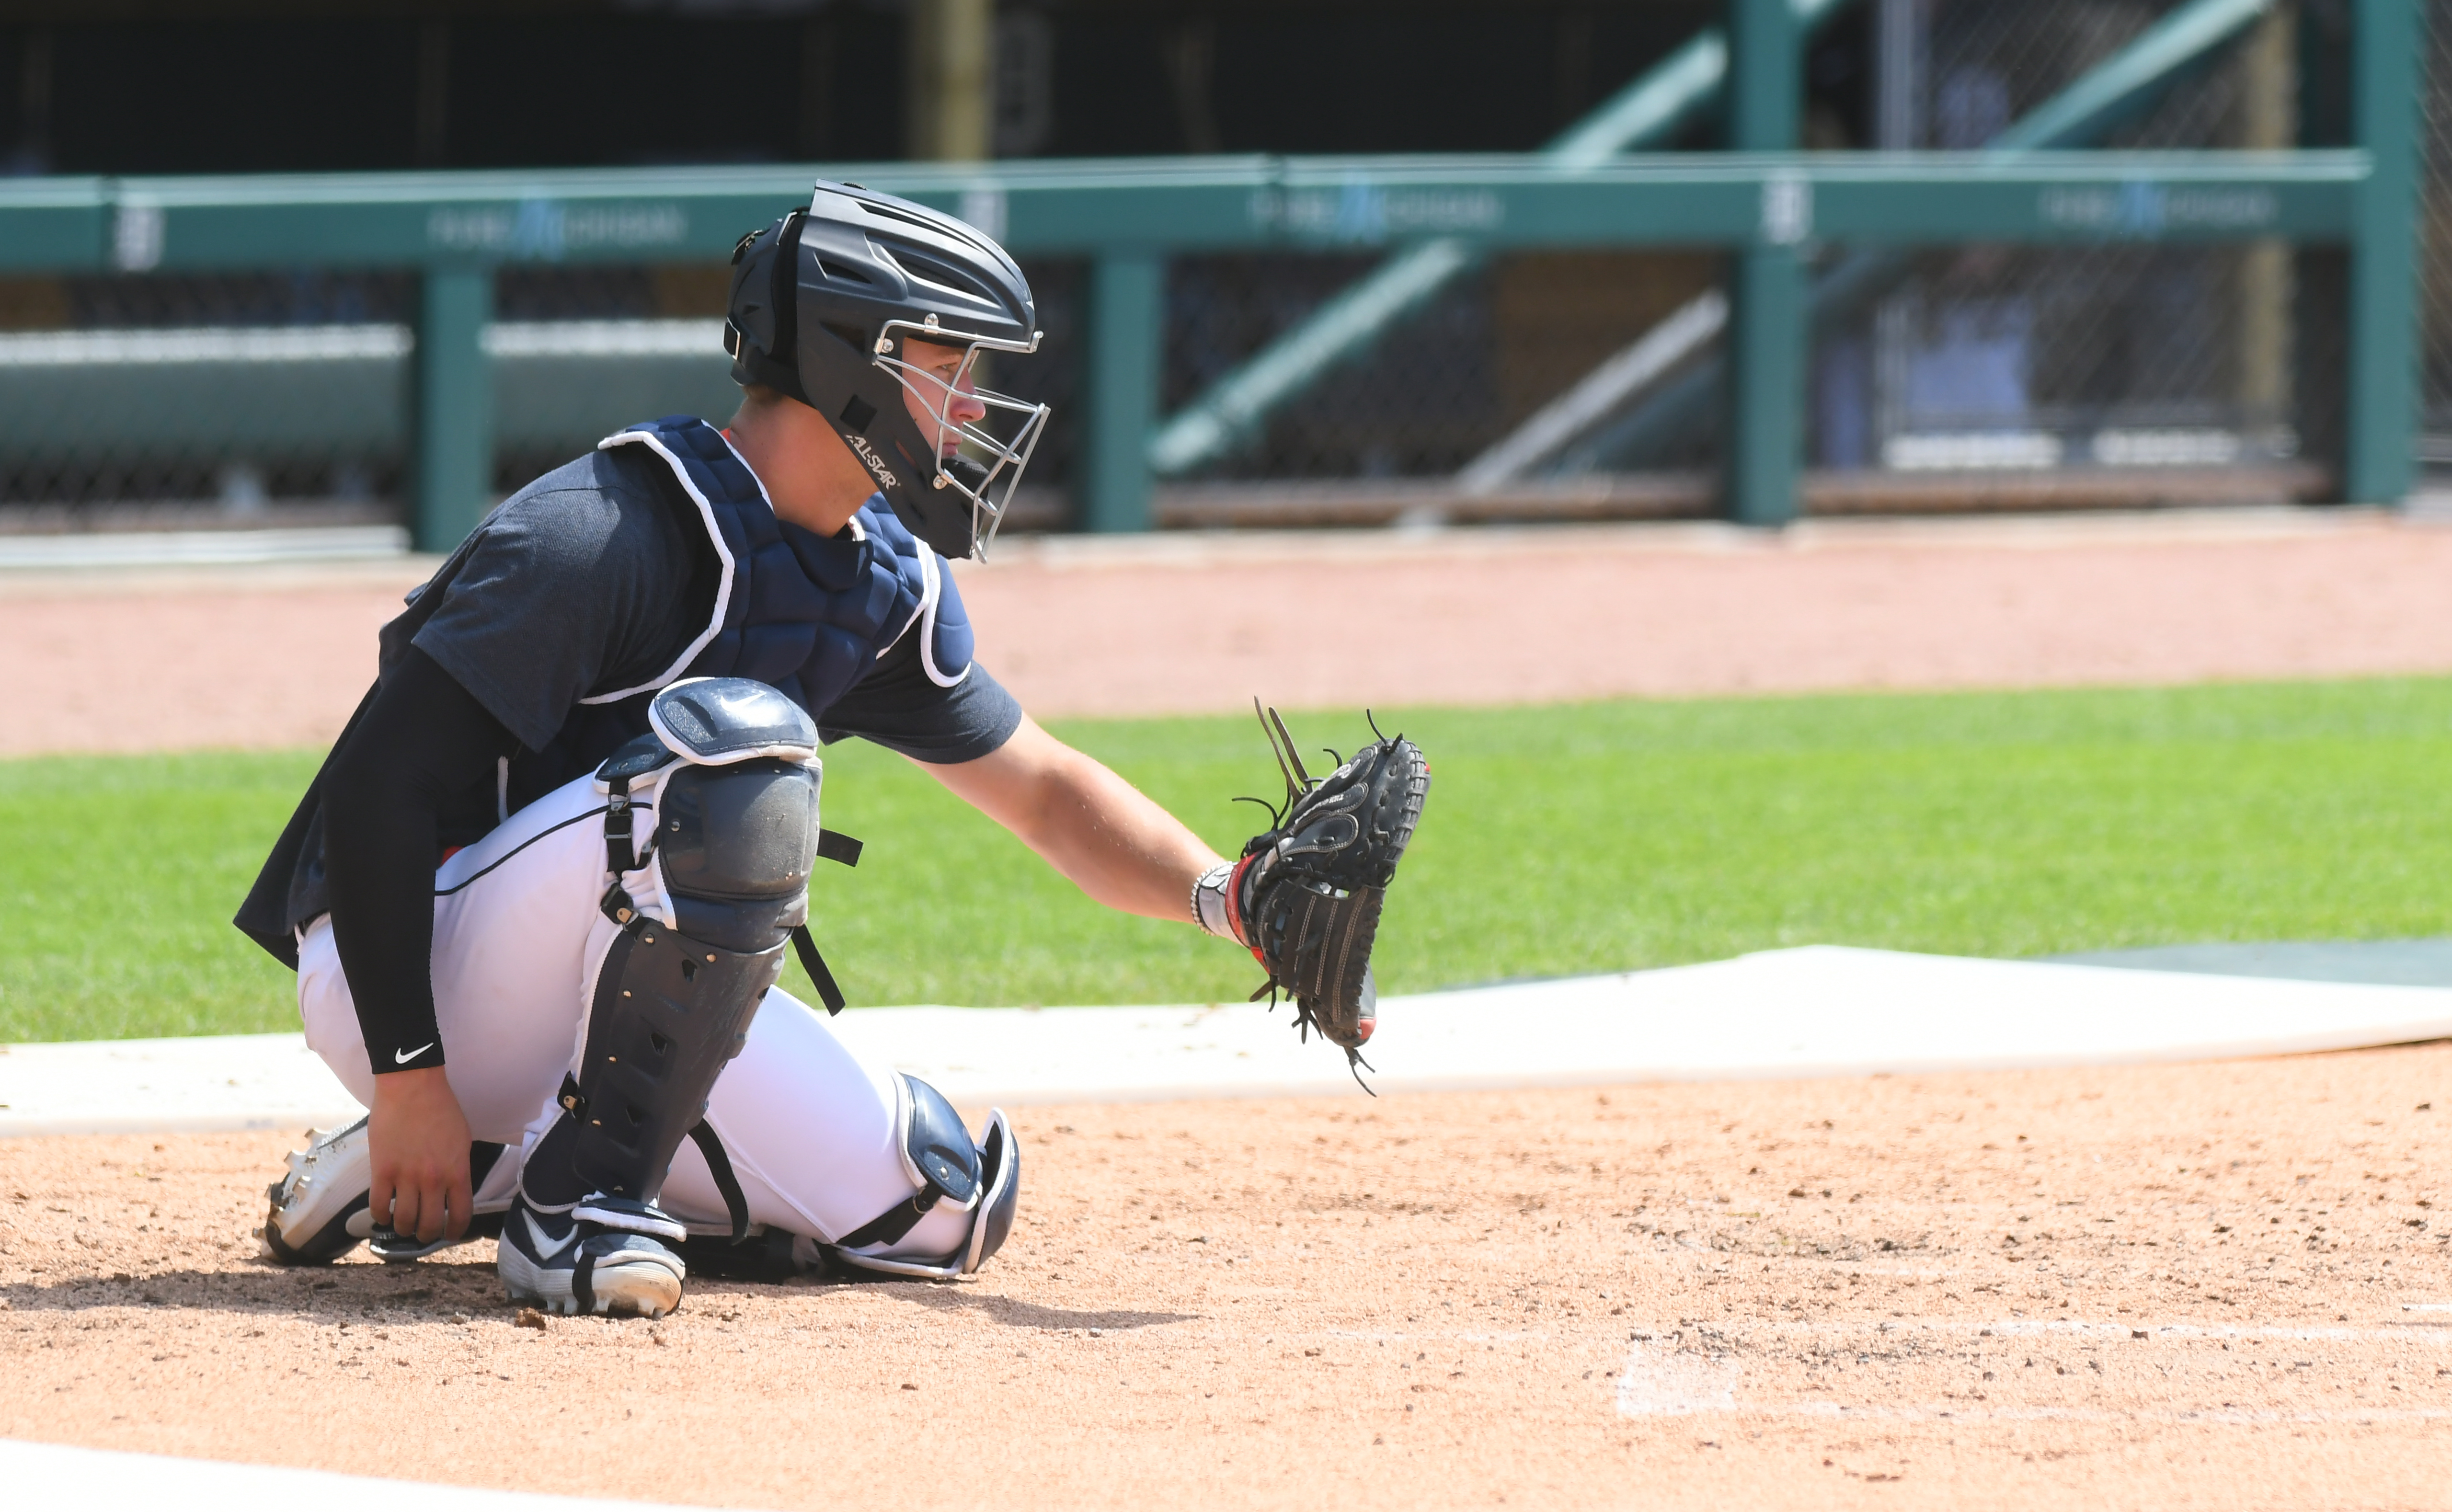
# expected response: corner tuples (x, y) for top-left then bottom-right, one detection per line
(516, 416), (975, 805)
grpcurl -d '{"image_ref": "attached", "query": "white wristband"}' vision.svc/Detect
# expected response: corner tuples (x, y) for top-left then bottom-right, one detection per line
(1191, 861), (1237, 939)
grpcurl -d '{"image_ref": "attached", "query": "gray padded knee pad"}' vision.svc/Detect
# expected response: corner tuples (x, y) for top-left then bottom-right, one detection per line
(654, 759), (820, 952)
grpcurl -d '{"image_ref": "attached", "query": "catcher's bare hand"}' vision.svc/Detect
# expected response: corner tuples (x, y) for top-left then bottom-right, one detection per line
(368, 1066), (473, 1245)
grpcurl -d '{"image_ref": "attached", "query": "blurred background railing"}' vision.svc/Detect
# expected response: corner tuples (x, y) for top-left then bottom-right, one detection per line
(0, 0), (2429, 553)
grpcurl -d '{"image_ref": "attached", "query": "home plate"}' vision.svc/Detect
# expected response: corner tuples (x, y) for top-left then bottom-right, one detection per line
(7, 945), (2452, 1137)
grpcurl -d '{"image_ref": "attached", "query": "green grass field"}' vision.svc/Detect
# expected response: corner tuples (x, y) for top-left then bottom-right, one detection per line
(8, 677), (2452, 1043)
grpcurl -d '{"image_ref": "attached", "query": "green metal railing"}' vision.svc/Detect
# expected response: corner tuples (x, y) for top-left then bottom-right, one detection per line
(1547, 0), (2298, 493)
(0, 0), (2424, 548)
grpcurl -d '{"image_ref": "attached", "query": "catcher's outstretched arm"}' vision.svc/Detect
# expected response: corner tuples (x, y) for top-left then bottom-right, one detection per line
(924, 713), (1227, 922)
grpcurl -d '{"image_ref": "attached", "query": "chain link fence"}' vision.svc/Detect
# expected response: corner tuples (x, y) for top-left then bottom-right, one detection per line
(1162, 0), (2344, 514)
(0, 263), (744, 534)
(1798, 0), (2333, 505)
(0, 270), (414, 530)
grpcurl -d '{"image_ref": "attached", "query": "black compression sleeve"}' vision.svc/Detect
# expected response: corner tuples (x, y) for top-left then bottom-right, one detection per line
(322, 646), (515, 1076)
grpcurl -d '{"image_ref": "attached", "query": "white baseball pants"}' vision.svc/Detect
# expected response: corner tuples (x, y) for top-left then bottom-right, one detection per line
(295, 768), (976, 1259)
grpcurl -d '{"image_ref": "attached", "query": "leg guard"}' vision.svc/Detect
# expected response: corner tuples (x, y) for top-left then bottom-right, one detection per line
(562, 897), (788, 1204)
(506, 681), (823, 1318)
(825, 1075), (1022, 1280)
(527, 756), (818, 1213)
(522, 679), (824, 1222)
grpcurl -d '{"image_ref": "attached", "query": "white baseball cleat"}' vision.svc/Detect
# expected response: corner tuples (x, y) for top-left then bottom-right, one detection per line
(497, 1197), (687, 1318)
(261, 1117), (492, 1265)
(261, 1118), (376, 1264)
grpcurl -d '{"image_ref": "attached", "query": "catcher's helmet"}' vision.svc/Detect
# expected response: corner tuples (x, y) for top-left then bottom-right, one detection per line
(725, 181), (1049, 560)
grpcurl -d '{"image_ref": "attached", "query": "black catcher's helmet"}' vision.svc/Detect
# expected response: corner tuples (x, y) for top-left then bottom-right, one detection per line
(725, 181), (1050, 560)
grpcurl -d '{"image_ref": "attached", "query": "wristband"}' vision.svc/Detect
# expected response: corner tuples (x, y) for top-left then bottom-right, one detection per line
(1191, 861), (1237, 939)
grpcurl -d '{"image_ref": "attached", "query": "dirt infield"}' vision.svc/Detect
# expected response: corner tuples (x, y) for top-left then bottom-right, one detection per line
(11, 508), (2452, 1507)
(6, 1044), (2452, 1510)
(9, 507), (2452, 756)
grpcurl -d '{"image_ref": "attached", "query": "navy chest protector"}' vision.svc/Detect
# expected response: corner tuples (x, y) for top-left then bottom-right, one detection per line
(511, 415), (974, 808)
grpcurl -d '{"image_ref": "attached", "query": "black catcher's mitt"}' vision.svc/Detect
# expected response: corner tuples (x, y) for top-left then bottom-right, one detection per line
(1227, 703), (1430, 1084)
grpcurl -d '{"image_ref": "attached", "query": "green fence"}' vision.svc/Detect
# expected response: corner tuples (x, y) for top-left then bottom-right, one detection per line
(0, 0), (2425, 550)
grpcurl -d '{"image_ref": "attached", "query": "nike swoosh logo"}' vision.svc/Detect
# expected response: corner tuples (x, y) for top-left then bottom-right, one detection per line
(394, 1042), (436, 1065)
(521, 1209), (580, 1260)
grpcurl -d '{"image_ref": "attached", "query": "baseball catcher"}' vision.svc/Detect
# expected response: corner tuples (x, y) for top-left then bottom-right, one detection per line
(239, 180), (1430, 1317)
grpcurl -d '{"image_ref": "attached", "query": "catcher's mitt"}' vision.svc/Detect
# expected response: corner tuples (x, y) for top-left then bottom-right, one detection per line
(1222, 703), (1429, 1085)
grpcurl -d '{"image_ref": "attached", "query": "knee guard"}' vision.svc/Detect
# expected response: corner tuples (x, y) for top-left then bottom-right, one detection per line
(825, 1074), (1021, 1280)
(526, 678), (822, 1219)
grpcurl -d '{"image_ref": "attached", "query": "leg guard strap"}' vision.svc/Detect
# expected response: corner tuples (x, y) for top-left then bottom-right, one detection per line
(573, 1194), (688, 1242)
(790, 925), (847, 1015)
(835, 1192), (935, 1250)
(687, 1120), (752, 1244)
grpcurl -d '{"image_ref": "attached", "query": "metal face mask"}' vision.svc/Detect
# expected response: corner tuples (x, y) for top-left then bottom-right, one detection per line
(872, 316), (1051, 561)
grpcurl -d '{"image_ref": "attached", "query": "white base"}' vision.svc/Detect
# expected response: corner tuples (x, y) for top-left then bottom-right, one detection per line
(9, 946), (2452, 1137)
(0, 1438), (710, 1511)
(0, 1031), (365, 1136)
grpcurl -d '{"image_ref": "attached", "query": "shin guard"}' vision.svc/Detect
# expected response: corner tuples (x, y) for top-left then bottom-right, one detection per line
(526, 679), (824, 1219)
(560, 911), (789, 1204)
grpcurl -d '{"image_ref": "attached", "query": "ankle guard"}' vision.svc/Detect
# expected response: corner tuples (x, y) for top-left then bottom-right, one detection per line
(827, 1075), (1022, 1280)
